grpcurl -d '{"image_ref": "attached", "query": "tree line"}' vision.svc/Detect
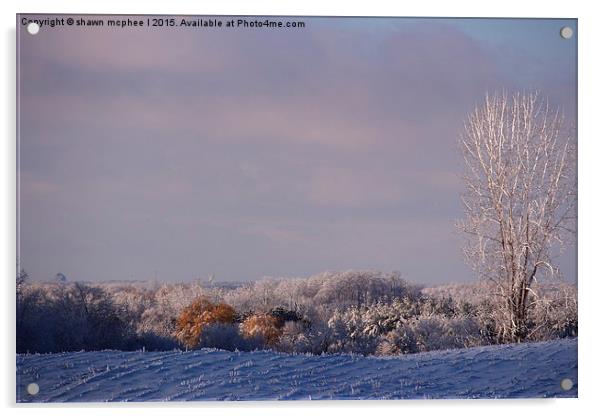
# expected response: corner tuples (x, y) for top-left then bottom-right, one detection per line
(16, 269), (576, 355)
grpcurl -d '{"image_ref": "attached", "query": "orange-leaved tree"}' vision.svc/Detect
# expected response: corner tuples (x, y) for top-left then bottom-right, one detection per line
(174, 297), (235, 349)
(241, 313), (282, 346)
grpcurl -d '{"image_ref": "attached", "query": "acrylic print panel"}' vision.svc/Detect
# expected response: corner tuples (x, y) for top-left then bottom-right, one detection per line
(16, 14), (577, 402)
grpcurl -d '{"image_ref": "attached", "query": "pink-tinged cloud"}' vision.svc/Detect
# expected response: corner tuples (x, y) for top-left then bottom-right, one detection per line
(17, 16), (576, 283)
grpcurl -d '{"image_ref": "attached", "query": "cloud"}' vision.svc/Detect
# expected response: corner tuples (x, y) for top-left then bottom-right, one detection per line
(17, 17), (576, 283)
(20, 19), (507, 150)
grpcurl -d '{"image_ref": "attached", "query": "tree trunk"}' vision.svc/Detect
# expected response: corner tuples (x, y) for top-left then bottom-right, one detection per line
(510, 287), (529, 342)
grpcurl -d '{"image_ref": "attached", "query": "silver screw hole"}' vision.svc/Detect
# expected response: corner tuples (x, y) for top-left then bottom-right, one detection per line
(560, 26), (573, 39)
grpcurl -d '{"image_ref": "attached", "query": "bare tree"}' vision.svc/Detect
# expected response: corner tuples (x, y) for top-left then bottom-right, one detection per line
(458, 91), (576, 343)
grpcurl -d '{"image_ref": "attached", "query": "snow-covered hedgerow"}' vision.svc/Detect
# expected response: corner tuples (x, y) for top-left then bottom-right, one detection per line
(325, 301), (483, 355)
(16, 270), (577, 355)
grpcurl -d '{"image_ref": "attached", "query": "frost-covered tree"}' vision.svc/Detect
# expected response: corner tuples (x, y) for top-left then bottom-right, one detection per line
(174, 297), (236, 349)
(241, 313), (282, 346)
(16, 268), (28, 331)
(376, 327), (418, 355)
(458, 91), (576, 342)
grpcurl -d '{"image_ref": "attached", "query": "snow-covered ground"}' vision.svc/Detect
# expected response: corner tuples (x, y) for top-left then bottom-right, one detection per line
(16, 338), (577, 402)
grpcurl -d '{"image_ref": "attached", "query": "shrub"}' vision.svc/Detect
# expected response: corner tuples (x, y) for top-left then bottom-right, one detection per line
(409, 315), (483, 352)
(173, 298), (235, 349)
(269, 307), (304, 325)
(276, 321), (312, 353)
(198, 323), (261, 351)
(241, 313), (282, 346)
(376, 327), (418, 355)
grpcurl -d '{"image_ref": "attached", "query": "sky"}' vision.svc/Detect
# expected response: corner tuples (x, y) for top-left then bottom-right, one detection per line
(17, 16), (577, 284)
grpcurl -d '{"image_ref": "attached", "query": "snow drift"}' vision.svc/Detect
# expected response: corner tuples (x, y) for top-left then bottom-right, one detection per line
(16, 337), (577, 402)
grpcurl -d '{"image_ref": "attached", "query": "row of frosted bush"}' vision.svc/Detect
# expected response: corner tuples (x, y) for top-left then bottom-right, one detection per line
(16, 270), (577, 354)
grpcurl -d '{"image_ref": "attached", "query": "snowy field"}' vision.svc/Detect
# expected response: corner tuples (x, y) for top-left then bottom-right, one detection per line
(17, 338), (577, 402)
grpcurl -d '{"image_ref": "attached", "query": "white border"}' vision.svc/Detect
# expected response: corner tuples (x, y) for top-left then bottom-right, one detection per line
(2, 1), (601, 415)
